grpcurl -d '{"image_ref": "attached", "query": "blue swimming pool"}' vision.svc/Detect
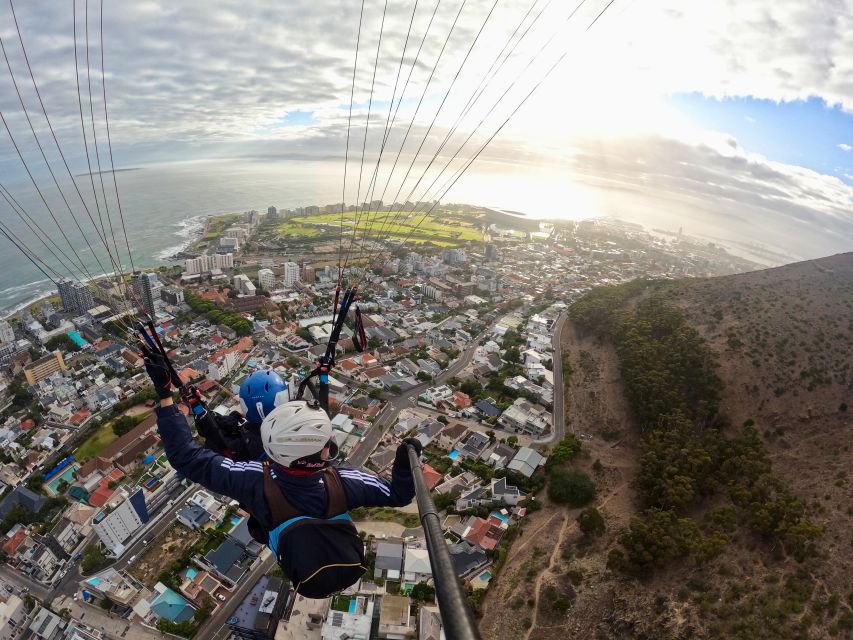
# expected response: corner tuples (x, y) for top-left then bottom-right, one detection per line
(448, 450), (460, 460)
(68, 330), (89, 347)
(491, 512), (509, 523)
(348, 599), (357, 614)
(479, 570), (492, 580)
(186, 568), (198, 580)
(231, 516), (241, 526)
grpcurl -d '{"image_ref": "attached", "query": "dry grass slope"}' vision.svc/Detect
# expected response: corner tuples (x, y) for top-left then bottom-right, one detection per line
(481, 252), (853, 640)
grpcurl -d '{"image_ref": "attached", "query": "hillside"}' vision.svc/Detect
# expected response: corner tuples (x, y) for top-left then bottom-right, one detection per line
(480, 253), (853, 640)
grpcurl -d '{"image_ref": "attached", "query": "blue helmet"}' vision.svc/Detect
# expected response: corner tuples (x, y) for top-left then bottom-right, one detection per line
(239, 370), (289, 425)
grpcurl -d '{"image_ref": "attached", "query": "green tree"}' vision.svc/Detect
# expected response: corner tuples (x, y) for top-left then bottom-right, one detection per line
(547, 468), (595, 507)
(411, 582), (436, 603)
(433, 492), (455, 512)
(577, 507), (605, 538)
(111, 415), (141, 437)
(81, 544), (108, 575)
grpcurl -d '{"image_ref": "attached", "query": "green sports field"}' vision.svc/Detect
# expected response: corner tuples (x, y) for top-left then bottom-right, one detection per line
(275, 210), (481, 246)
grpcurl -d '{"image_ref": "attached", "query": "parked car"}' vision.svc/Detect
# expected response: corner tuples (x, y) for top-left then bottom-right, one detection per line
(216, 594), (226, 601)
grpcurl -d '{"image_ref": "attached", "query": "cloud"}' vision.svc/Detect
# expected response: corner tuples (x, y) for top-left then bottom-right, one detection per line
(839, 143), (852, 151)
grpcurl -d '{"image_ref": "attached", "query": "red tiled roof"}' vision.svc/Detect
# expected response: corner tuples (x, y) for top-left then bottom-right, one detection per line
(422, 464), (443, 491)
(88, 485), (116, 508)
(362, 366), (387, 379)
(179, 368), (202, 384)
(453, 391), (472, 409)
(69, 408), (91, 426)
(20, 418), (35, 430)
(339, 359), (359, 371)
(463, 517), (491, 547)
(2, 529), (26, 555)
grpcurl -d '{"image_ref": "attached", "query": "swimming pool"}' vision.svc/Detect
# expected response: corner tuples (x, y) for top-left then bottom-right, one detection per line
(491, 512), (509, 523)
(348, 599), (357, 614)
(68, 330), (89, 348)
(479, 570), (492, 580)
(186, 568), (198, 580)
(86, 577), (101, 587)
(448, 450), (460, 460)
(231, 516), (241, 526)
(47, 464), (79, 494)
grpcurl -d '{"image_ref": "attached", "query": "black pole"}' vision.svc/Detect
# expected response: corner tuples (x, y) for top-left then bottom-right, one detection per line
(408, 445), (481, 640)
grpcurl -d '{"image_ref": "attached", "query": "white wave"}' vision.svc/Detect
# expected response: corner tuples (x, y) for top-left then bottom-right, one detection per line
(154, 214), (208, 260)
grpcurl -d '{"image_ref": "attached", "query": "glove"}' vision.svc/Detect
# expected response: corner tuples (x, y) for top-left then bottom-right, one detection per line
(394, 438), (423, 472)
(142, 350), (175, 399)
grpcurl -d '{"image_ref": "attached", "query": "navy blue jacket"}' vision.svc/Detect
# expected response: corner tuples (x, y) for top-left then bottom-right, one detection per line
(156, 404), (414, 529)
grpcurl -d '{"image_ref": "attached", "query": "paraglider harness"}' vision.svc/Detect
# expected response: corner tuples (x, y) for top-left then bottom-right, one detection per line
(262, 461), (366, 599)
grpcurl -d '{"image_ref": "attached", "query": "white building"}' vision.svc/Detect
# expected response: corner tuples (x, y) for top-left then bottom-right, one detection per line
(92, 488), (149, 555)
(282, 262), (300, 287)
(0, 320), (14, 343)
(402, 547), (432, 590)
(320, 596), (374, 640)
(257, 268), (276, 291)
(0, 595), (26, 639)
(219, 236), (240, 252)
(185, 253), (234, 275)
(233, 274), (256, 296)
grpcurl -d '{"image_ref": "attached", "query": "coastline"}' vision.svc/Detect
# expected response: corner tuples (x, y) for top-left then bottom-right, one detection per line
(2, 213), (213, 322)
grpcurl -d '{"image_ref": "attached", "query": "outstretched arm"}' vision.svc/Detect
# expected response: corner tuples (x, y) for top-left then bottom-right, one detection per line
(338, 439), (422, 508)
(156, 399), (269, 520)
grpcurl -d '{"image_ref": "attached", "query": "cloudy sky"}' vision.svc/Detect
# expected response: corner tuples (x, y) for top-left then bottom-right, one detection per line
(1, 0), (853, 262)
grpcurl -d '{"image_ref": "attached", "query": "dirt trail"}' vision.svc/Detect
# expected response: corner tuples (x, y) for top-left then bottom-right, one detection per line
(523, 512), (571, 640)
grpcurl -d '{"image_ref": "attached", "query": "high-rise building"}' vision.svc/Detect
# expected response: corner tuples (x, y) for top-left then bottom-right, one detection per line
(92, 488), (150, 555)
(160, 286), (185, 305)
(302, 265), (316, 283)
(0, 320), (14, 344)
(57, 278), (95, 314)
(244, 210), (260, 226)
(282, 262), (300, 287)
(131, 272), (159, 316)
(257, 268), (276, 291)
(485, 244), (499, 261)
(267, 206), (278, 219)
(304, 205), (320, 215)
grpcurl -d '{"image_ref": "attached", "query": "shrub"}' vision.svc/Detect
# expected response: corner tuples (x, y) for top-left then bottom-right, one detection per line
(547, 468), (596, 507)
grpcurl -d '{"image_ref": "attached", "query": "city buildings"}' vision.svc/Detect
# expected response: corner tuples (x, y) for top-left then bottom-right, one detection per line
(24, 350), (67, 385)
(160, 286), (185, 305)
(267, 206), (278, 219)
(57, 278), (95, 314)
(131, 272), (160, 317)
(0, 319), (14, 343)
(184, 253), (234, 275)
(282, 262), (300, 287)
(233, 274), (256, 296)
(257, 268), (276, 291)
(91, 488), (150, 555)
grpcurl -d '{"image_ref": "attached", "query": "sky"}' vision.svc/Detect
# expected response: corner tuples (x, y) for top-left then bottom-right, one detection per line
(1, 0), (853, 263)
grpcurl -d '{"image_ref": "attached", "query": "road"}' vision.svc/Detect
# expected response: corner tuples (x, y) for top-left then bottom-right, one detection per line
(196, 552), (277, 638)
(346, 324), (492, 467)
(533, 310), (568, 445)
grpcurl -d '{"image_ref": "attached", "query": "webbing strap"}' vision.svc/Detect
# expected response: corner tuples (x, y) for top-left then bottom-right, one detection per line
(323, 467), (348, 517)
(262, 464), (350, 527)
(262, 462), (300, 525)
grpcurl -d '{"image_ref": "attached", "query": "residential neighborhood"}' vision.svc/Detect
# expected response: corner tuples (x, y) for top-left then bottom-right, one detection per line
(0, 204), (755, 639)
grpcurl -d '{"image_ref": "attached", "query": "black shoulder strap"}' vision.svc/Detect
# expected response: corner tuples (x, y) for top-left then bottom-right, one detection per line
(263, 461), (300, 526)
(323, 466), (349, 517)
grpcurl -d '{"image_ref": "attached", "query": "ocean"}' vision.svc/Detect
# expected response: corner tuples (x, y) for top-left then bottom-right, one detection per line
(2, 156), (848, 315)
(0, 159), (345, 315)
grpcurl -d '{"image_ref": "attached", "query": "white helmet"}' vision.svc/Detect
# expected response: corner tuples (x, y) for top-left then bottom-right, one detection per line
(260, 401), (334, 467)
